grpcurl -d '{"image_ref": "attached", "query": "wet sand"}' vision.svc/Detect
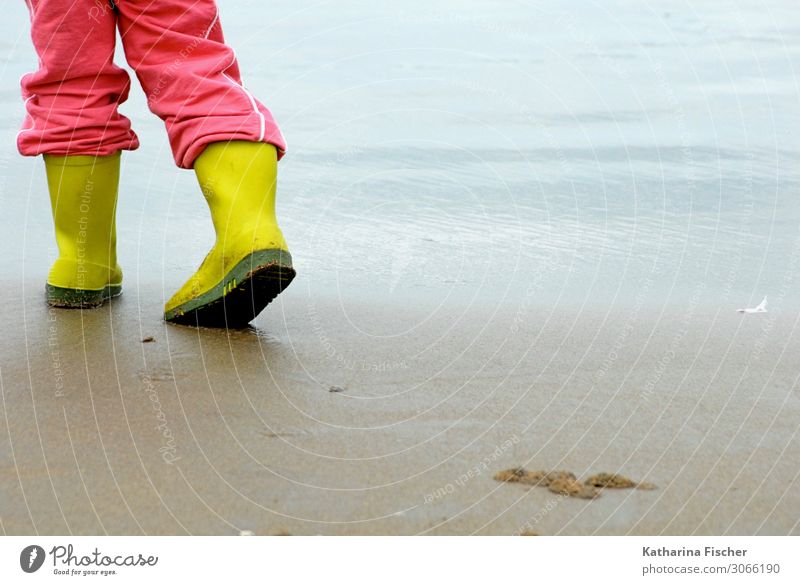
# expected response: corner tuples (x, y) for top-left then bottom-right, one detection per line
(1, 279), (798, 535)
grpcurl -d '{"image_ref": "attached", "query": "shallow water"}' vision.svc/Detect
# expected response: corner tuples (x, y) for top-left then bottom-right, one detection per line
(0, 0), (798, 315)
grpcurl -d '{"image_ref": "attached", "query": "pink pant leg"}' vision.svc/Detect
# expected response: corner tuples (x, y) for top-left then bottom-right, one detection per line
(116, 0), (286, 169)
(18, 0), (139, 157)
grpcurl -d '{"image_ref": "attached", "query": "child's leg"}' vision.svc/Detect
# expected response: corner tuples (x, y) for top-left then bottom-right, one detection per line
(18, 0), (139, 157)
(115, 0), (285, 169)
(20, 0), (133, 308)
(115, 1), (292, 327)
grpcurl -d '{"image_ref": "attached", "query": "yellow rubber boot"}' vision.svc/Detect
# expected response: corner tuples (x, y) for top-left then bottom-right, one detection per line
(44, 153), (123, 308)
(164, 141), (295, 327)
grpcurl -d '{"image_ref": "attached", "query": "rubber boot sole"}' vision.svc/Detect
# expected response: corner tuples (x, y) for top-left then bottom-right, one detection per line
(46, 283), (122, 308)
(164, 249), (295, 328)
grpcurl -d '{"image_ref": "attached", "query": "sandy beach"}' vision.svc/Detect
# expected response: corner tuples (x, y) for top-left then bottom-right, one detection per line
(1, 278), (798, 535)
(1, 0), (799, 535)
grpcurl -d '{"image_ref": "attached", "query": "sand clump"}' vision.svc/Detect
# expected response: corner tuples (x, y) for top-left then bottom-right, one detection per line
(494, 468), (656, 500)
(493, 468), (547, 486)
(546, 474), (599, 499)
(584, 472), (657, 490)
(493, 468), (598, 499)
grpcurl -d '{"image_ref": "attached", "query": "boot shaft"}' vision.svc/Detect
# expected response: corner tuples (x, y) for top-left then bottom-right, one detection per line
(44, 153), (121, 266)
(194, 141), (281, 244)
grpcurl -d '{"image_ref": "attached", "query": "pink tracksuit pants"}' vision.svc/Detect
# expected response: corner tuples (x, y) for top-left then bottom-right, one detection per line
(18, 0), (285, 168)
